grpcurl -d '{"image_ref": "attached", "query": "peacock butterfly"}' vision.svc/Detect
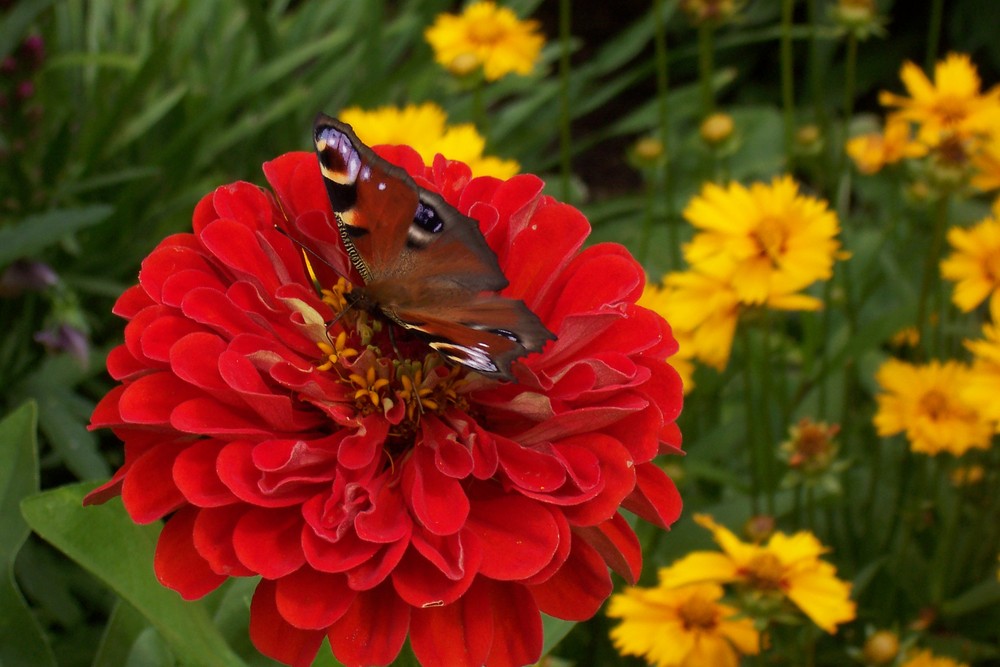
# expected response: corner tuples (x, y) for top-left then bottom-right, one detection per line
(311, 113), (555, 381)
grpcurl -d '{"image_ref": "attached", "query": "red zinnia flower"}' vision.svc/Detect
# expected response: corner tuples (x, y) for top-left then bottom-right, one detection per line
(85, 143), (684, 667)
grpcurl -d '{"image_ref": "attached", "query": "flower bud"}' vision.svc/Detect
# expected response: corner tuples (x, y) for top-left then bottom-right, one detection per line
(700, 112), (734, 146)
(862, 630), (899, 665)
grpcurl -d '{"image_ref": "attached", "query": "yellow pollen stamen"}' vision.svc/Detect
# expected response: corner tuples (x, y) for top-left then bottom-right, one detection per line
(678, 596), (719, 630)
(743, 552), (786, 590)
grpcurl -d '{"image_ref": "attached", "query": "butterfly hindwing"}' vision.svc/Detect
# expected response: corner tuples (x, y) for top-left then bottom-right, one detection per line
(313, 113), (555, 380)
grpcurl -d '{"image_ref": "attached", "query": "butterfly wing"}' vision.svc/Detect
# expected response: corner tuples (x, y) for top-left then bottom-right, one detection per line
(313, 114), (555, 379)
(314, 114), (506, 292)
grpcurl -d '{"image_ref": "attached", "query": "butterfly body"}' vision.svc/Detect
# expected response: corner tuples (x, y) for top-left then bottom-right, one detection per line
(313, 114), (554, 380)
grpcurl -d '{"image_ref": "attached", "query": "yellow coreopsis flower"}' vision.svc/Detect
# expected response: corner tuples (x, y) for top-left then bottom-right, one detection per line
(682, 176), (843, 307)
(940, 202), (1000, 313)
(846, 114), (927, 175)
(338, 102), (518, 179)
(639, 282), (696, 393)
(900, 649), (970, 667)
(424, 1), (544, 81)
(874, 358), (995, 455)
(660, 514), (856, 634)
(963, 297), (1000, 425)
(607, 581), (760, 667)
(879, 53), (1000, 146)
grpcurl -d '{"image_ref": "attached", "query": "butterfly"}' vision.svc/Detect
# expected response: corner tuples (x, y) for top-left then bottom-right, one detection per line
(311, 113), (555, 381)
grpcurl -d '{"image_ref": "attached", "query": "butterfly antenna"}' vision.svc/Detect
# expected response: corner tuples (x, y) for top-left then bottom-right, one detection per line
(272, 224), (345, 277)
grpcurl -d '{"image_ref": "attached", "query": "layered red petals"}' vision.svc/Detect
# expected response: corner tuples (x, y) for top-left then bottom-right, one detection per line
(87, 147), (683, 667)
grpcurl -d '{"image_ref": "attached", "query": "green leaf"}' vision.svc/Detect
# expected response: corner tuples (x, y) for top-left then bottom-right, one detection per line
(541, 614), (576, 657)
(0, 205), (114, 269)
(91, 601), (153, 667)
(942, 579), (1000, 618)
(0, 401), (57, 667)
(21, 483), (247, 667)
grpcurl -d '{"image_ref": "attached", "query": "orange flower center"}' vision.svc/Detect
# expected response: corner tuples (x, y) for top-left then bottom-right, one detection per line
(742, 552), (786, 590)
(316, 280), (469, 432)
(468, 20), (505, 45)
(918, 390), (950, 419)
(753, 216), (787, 263)
(678, 595), (719, 631)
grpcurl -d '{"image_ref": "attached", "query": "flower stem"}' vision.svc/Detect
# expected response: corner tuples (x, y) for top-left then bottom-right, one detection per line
(916, 194), (950, 356)
(558, 0), (572, 201)
(697, 23), (715, 117)
(780, 0), (796, 166)
(653, 0), (679, 269)
(925, 0), (944, 72)
(741, 324), (761, 513)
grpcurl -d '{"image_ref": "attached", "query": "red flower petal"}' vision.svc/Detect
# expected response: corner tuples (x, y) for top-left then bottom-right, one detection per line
(572, 511), (642, 585)
(250, 579), (325, 667)
(192, 504), (254, 577)
(482, 580), (543, 667)
(410, 582), (493, 667)
(622, 461), (683, 529)
(274, 568), (355, 630)
(232, 507), (306, 578)
(173, 438), (235, 507)
(466, 492), (560, 581)
(154, 507), (226, 599)
(327, 582), (410, 667)
(527, 535), (611, 621)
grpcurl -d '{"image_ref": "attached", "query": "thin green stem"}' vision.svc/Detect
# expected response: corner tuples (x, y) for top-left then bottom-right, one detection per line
(697, 23), (715, 117)
(558, 0), (572, 202)
(929, 458), (959, 603)
(780, 0), (796, 165)
(925, 0), (944, 72)
(653, 0), (679, 269)
(916, 195), (950, 356)
(741, 325), (761, 514)
(840, 33), (858, 180)
(760, 312), (776, 514)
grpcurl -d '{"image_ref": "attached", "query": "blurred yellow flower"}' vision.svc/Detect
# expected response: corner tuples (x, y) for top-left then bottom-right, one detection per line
(424, 1), (544, 81)
(879, 53), (1000, 146)
(659, 514), (856, 634)
(963, 297), (1000, 424)
(940, 202), (1000, 313)
(680, 0), (741, 25)
(607, 581), (760, 667)
(847, 114), (926, 174)
(700, 112), (735, 146)
(639, 282), (696, 393)
(339, 102), (518, 179)
(971, 131), (1000, 191)
(899, 649), (969, 667)
(682, 176), (843, 307)
(874, 358), (995, 455)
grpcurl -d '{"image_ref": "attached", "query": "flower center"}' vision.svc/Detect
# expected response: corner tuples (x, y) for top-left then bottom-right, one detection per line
(678, 596), (719, 631)
(742, 552), (786, 591)
(753, 216), (787, 263)
(468, 20), (505, 44)
(315, 279), (469, 436)
(918, 389), (949, 420)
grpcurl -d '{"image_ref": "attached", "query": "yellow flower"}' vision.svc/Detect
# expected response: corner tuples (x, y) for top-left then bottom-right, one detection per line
(846, 114), (927, 174)
(971, 131), (1000, 191)
(879, 53), (1000, 146)
(339, 102), (518, 179)
(963, 297), (1000, 424)
(660, 514), (856, 634)
(682, 176), (843, 306)
(940, 203), (1000, 313)
(639, 282), (696, 392)
(607, 581), (760, 667)
(874, 358), (995, 455)
(424, 1), (544, 81)
(899, 649), (969, 667)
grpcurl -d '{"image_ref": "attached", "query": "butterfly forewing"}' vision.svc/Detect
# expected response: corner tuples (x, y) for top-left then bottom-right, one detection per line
(312, 113), (556, 380)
